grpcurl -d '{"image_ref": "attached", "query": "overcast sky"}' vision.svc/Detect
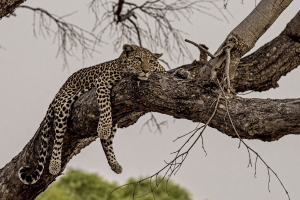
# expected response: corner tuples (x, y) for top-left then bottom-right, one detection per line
(1, 1), (300, 200)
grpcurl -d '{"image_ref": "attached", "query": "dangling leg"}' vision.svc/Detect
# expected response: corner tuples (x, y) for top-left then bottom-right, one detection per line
(100, 124), (122, 174)
(18, 102), (54, 184)
(96, 78), (113, 139)
(49, 90), (82, 175)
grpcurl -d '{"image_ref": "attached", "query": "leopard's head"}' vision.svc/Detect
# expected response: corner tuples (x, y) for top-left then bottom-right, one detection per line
(119, 44), (164, 80)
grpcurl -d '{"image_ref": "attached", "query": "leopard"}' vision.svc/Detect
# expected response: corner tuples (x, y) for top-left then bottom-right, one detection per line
(18, 44), (166, 185)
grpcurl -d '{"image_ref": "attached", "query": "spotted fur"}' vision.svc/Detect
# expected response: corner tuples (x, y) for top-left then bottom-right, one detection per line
(18, 44), (165, 184)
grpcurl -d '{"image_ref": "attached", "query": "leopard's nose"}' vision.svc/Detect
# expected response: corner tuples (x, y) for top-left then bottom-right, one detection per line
(142, 69), (149, 73)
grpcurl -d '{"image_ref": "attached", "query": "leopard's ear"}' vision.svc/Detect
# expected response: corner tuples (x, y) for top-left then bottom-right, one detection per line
(153, 53), (163, 59)
(123, 44), (134, 56)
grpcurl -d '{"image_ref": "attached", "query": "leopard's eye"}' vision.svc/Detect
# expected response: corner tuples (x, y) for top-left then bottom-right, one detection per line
(135, 57), (142, 61)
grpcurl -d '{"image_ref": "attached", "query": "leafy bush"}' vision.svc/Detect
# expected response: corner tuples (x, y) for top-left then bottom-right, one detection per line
(36, 169), (192, 200)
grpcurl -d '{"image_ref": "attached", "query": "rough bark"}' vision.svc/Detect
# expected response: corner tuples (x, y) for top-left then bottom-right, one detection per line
(171, 10), (300, 93)
(197, 0), (293, 87)
(0, 0), (300, 200)
(233, 10), (300, 92)
(228, 0), (293, 54)
(0, 0), (26, 19)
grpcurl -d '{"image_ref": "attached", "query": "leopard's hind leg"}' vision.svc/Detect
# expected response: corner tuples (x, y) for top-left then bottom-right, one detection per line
(49, 89), (82, 175)
(100, 124), (122, 174)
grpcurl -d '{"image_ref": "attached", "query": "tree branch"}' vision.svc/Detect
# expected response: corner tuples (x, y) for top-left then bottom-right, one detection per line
(89, 0), (215, 60)
(0, 0), (26, 19)
(18, 5), (103, 68)
(114, 0), (125, 20)
(1, 66), (300, 199)
(196, 0), (294, 89)
(233, 10), (300, 92)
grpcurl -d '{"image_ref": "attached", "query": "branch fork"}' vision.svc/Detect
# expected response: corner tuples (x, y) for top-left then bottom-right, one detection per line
(185, 36), (238, 93)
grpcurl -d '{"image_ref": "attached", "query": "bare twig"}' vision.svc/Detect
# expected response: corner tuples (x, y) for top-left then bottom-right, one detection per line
(19, 5), (103, 68)
(237, 90), (254, 95)
(157, 58), (171, 70)
(216, 79), (290, 200)
(140, 113), (168, 134)
(128, 18), (142, 46)
(107, 93), (221, 200)
(0, 45), (6, 50)
(185, 39), (216, 58)
(173, 124), (205, 142)
(89, 0), (223, 61)
(224, 46), (232, 92)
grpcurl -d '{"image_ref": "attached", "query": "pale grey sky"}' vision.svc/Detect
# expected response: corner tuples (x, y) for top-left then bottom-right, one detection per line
(1, 1), (300, 200)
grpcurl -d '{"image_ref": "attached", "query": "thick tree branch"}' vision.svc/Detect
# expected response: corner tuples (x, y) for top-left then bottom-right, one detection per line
(233, 10), (300, 92)
(228, 0), (293, 55)
(110, 72), (300, 141)
(197, 0), (293, 88)
(1, 68), (300, 199)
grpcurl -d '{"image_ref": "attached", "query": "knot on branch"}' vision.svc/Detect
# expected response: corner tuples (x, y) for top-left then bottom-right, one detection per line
(115, 10), (136, 23)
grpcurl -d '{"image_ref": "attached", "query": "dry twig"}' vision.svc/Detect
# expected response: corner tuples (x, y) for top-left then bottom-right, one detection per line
(216, 79), (290, 200)
(140, 113), (168, 134)
(19, 5), (102, 68)
(107, 93), (221, 199)
(185, 39), (215, 58)
(89, 0), (222, 61)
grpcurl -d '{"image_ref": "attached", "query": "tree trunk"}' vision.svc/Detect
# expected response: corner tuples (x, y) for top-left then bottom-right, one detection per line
(0, 0), (299, 199)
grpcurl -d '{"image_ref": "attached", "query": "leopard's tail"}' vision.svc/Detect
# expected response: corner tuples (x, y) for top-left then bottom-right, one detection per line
(18, 103), (54, 185)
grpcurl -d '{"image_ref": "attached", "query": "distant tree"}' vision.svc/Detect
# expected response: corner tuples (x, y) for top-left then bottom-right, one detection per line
(36, 169), (192, 200)
(120, 177), (192, 200)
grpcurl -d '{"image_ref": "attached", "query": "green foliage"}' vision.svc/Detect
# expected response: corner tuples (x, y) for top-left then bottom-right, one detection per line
(36, 170), (119, 200)
(122, 177), (191, 200)
(36, 169), (192, 200)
